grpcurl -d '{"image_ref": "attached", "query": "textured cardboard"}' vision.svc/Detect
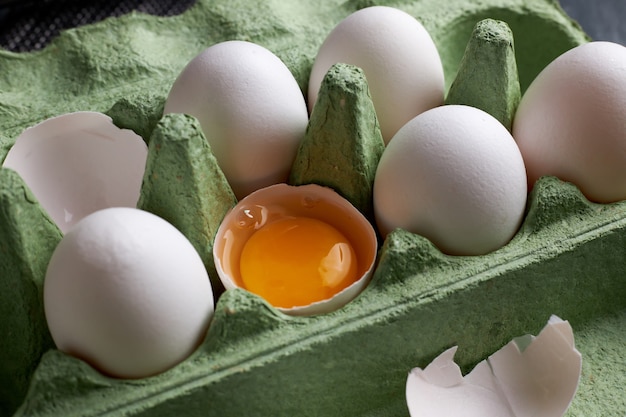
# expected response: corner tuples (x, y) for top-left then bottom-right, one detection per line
(0, 1), (623, 416)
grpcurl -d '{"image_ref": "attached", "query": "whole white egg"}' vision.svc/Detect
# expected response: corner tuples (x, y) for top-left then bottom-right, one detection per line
(373, 105), (527, 255)
(44, 207), (214, 379)
(513, 41), (626, 203)
(308, 6), (445, 144)
(164, 40), (309, 199)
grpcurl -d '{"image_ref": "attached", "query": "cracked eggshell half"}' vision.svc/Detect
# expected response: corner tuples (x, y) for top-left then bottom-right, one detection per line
(213, 183), (377, 316)
(406, 315), (582, 417)
(164, 40), (309, 200)
(308, 6), (444, 144)
(2, 111), (148, 233)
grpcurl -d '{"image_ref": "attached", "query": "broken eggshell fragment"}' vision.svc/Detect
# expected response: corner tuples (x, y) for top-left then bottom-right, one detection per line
(406, 315), (582, 417)
(213, 183), (378, 316)
(2, 112), (148, 233)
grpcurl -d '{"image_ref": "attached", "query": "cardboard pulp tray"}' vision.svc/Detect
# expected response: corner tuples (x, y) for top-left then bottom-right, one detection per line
(0, 0), (624, 416)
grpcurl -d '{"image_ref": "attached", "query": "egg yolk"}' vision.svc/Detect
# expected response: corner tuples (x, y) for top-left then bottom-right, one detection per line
(239, 217), (358, 308)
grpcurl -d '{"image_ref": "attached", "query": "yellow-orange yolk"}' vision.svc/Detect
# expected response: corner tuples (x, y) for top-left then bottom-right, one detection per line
(239, 216), (358, 308)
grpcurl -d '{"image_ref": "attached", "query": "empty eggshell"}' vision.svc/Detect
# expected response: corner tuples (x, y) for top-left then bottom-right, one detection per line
(44, 207), (215, 379)
(2, 111), (148, 233)
(373, 105), (527, 255)
(308, 6), (445, 144)
(213, 183), (377, 316)
(406, 315), (582, 417)
(513, 41), (626, 203)
(164, 40), (309, 199)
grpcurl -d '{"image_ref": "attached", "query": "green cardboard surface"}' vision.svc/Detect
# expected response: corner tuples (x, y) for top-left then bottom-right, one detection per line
(0, 1), (623, 416)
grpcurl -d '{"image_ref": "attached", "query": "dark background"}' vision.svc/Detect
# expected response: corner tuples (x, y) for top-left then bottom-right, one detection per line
(0, 0), (624, 52)
(560, 0), (626, 44)
(0, 0), (197, 51)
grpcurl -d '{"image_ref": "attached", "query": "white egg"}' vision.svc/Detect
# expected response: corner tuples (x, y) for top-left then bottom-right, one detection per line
(308, 6), (445, 144)
(513, 41), (626, 203)
(2, 112), (147, 233)
(373, 105), (527, 255)
(44, 207), (214, 379)
(164, 40), (309, 199)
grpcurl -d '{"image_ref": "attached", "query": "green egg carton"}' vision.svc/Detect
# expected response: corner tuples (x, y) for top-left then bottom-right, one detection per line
(0, 0), (624, 416)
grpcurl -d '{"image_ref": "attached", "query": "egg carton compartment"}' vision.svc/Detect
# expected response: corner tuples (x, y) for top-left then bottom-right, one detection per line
(8, 176), (626, 416)
(0, 0), (624, 416)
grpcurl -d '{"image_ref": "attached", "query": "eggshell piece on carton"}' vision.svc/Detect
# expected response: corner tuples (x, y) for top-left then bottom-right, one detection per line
(2, 112), (147, 233)
(406, 315), (582, 417)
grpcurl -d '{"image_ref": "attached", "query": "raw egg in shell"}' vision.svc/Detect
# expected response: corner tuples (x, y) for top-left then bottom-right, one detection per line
(213, 183), (377, 315)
